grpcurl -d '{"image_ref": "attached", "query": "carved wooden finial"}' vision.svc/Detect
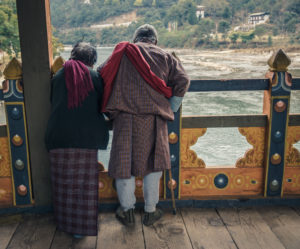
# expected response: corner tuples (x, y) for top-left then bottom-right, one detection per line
(51, 56), (65, 75)
(3, 58), (22, 80)
(267, 49), (291, 72)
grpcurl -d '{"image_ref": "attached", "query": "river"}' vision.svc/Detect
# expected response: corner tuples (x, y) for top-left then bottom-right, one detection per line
(1, 48), (299, 167)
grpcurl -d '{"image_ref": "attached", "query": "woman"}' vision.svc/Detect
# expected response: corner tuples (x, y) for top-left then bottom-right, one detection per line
(45, 42), (109, 237)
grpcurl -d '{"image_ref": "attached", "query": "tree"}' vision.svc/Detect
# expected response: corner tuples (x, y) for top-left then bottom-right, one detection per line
(254, 25), (267, 40)
(218, 21), (230, 34)
(229, 32), (239, 43)
(196, 19), (216, 37)
(134, 0), (143, 6)
(0, 2), (20, 57)
(268, 35), (273, 46)
(240, 31), (255, 43)
(222, 6), (231, 19)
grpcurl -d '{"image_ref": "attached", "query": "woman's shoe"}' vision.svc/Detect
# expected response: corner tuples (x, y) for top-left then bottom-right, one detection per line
(73, 234), (84, 239)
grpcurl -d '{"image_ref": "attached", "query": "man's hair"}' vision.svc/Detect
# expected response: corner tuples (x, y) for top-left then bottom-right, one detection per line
(133, 24), (158, 44)
(70, 42), (97, 66)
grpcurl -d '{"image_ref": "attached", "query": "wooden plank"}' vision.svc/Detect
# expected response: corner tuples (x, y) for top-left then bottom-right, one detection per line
(97, 211), (144, 249)
(6, 214), (56, 249)
(50, 230), (73, 249)
(51, 229), (97, 249)
(188, 79), (269, 92)
(0, 177), (13, 207)
(180, 168), (264, 198)
(217, 208), (285, 249)
(181, 208), (237, 249)
(73, 236), (97, 249)
(293, 207), (300, 216)
(0, 215), (21, 249)
(182, 115), (267, 128)
(16, 0), (52, 206)
(143, 209), (193, 249)
(258, 206), (300, 249)
(282, 167), (300, 195)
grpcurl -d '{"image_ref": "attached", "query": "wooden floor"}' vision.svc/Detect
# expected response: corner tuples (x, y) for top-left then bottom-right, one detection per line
(1, 206), (300, 249)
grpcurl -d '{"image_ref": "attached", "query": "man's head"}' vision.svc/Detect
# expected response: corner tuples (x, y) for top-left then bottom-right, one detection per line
(133, 24), (158, 45)
(70, 42), (97, 67)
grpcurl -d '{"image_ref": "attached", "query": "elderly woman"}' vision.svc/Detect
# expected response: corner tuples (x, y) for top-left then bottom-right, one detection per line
(45, 42), (109, 237)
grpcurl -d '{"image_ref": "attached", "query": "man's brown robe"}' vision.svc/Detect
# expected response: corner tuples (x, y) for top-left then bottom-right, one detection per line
(106, 42), (190, 178)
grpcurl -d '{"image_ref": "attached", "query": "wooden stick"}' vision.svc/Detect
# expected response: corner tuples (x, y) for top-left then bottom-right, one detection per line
(168, 169), (177, 215)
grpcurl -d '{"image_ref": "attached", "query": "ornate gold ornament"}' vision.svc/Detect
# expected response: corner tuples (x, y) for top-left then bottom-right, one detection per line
(267, 49), (291, 72)
(235, 127), (265, 168)
(181, 128), (207, 168)
(51, 56), (65, 75)
(285, 126), (300, 167)
(3, 58), (22, 80)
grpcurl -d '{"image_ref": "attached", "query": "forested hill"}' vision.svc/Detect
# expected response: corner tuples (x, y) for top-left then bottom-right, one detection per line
(50, 0), (300, 48)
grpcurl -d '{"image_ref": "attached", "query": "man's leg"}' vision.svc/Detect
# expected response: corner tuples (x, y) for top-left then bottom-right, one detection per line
(143, 171), (163, 226)
(116, 176), (136, 211)
(115, 176), (136, 226)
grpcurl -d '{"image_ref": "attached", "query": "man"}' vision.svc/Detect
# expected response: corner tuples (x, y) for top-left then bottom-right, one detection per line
(99, 24), (190, 226)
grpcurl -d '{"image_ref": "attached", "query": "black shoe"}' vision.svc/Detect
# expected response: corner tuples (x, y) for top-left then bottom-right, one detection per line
(116, 207), (135, 227)
(143, 208), (163, 226)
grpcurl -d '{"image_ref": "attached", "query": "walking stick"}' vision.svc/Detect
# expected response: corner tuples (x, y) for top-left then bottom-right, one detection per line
(168, 169), (177, 215)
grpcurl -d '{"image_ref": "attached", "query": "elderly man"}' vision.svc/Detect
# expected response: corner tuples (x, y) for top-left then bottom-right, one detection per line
(99, 24), (190, 226)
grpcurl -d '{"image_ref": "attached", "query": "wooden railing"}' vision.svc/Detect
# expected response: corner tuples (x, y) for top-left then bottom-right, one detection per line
(0, 49), (299, 210)
(165, 49), (300, 200)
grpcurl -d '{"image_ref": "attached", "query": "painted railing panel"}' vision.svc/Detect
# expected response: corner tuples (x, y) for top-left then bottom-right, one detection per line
(0, 58), (33, 207)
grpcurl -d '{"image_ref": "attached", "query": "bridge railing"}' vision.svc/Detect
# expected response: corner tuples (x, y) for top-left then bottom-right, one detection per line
(0, 49), (299, 210)
(165, 49), (300, 201)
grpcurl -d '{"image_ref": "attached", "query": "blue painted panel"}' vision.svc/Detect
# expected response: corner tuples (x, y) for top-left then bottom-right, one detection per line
(0, 89), (3, 101)
(188, 79), (269, 92)
(6, 104), (31, 205)
(265, 98), (289, 197)
(187, 78), (300, 92)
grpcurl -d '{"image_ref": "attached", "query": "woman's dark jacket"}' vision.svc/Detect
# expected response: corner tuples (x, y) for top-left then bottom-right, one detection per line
(45, 67), (109, 150)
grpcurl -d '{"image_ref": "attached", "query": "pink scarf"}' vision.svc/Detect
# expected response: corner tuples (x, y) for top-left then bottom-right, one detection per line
(64, 59), (94, 109)
(100, 41), (173, 112)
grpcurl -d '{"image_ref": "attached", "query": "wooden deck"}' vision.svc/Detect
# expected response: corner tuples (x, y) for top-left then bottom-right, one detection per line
(1, 206), (300, 249)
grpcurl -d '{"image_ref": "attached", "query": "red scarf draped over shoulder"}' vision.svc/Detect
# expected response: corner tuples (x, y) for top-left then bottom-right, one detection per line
(99, 41), (173, 112)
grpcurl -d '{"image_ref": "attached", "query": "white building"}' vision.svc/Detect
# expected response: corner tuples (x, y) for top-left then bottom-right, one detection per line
(196, 5), (205, 19)
(248, 12), (270, 25)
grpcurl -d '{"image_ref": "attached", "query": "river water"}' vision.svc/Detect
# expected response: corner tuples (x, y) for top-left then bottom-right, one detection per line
(1, 48), (299, 167)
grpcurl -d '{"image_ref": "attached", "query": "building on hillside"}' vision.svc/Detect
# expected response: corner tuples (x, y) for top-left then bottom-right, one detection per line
(83, 0), (91, 4)
(248, 12), (270, 25)
(168, 21), (178, 32)
(196, 5), (205, 19)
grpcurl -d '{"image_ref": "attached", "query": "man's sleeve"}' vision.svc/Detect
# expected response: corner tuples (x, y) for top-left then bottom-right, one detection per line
(167, 54), (190, 112)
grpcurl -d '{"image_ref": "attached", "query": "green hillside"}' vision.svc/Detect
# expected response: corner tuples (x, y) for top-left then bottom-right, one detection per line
(50, 0), (300, 48)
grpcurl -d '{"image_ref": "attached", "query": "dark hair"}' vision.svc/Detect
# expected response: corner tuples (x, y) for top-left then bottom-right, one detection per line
(69, 42), (97, 66)
(133, 24), (158, 44)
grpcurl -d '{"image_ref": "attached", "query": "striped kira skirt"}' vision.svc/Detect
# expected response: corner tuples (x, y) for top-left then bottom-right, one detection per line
(49, 148), (99, 236)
